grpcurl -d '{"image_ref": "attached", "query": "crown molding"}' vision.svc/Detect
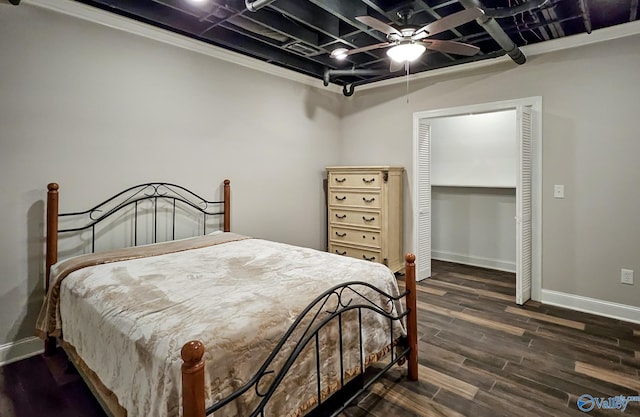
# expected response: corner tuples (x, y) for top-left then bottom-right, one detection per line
(355, 55), (513, 91)
(522, 18), (640, 57)
(23, 0), (341, 94)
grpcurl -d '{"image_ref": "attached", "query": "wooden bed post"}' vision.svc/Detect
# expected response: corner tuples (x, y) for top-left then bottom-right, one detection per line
(45, 183), (59, 356)
(404, 253), (418, 381)
(223, 179), (230, 232)
(182, 340), (206, 417)
(46, 183), (59, 292)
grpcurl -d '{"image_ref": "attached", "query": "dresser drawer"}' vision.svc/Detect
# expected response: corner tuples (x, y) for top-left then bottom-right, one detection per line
(329, 172), (381, 189)
(326, 166), (403, 273)
(329, 190), (381, 209)
(330, 226), (381, 248)
(330, 244), (381, 263)
(329, 208), (380, 228)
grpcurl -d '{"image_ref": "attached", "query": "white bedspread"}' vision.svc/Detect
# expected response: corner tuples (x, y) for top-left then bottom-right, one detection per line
(55, 235), (405, 417)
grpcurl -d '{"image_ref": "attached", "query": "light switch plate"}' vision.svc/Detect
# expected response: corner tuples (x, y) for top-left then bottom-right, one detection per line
(554, 184), (565, 198)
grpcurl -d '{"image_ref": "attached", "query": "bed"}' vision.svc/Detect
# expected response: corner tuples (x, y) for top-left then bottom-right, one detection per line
(36, 180), (418, 417)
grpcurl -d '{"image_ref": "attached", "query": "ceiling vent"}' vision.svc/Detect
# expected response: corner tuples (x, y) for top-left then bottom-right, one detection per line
(285, 42), (322, 57)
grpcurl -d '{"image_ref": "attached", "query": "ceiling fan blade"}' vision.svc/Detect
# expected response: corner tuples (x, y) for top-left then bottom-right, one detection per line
(356, 16), (402, 36)
(422, 40), (480, 56)
(389, 59), (404, 72)
(339, 42), (390, 57)
(414, 7), (484, 38)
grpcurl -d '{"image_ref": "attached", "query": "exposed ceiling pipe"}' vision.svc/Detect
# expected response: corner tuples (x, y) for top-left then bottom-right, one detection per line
(323, 68), (391, 86)
(483, 0), (550, 19)
(245, 0), (276, 12)
(577, 0), (593, 33)
(458, 0), (526, 65)
(342, 84), (356, 97)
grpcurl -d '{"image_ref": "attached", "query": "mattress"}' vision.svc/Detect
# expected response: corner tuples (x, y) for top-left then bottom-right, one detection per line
(37, 233), (405, 417)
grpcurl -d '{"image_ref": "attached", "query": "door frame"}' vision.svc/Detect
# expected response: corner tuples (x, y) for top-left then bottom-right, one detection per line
(412, 96), (543, 301)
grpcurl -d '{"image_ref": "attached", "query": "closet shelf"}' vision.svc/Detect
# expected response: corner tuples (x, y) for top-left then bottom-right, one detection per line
(432, 184), (516, 189)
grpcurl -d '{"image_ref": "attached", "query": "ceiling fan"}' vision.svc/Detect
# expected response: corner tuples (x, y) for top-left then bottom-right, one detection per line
(331, 7), (485, 71)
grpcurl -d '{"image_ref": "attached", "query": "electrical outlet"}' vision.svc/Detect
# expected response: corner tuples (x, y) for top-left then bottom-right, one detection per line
(621, 269), (634, 285)
(554, 184), (565, 198)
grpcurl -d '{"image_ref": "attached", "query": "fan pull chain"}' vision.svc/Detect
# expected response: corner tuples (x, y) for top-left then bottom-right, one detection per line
(406, 61), (410, 104)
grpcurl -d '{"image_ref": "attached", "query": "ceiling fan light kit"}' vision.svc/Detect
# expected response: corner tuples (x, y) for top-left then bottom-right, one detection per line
(387, 42), (427, 63)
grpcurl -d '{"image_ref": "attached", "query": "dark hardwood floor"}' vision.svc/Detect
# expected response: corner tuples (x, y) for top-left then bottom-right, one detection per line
(0, 344), (105, 417)
(1, 260), (638, 417)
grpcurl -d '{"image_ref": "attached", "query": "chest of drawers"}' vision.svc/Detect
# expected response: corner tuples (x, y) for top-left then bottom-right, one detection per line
(326, 166), (404, 273)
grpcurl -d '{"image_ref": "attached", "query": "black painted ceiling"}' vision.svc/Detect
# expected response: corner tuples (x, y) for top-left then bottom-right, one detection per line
(72, 0), (638, 91)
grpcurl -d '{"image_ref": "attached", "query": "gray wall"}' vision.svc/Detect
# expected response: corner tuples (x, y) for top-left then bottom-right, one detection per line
(2, 2), (639, 355)
(340, 34), (640, 308)
(0, 4), (341, 348)
(431, 110), (517, 187)
(432, 187), (516, 272)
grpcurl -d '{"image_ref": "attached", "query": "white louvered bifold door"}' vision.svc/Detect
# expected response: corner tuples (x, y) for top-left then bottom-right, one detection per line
(416, 121), (432, 280)
(515, 106), (533, 305)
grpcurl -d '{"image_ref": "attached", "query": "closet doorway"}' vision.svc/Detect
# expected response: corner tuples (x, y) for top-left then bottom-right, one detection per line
(412, 97), (542, 305)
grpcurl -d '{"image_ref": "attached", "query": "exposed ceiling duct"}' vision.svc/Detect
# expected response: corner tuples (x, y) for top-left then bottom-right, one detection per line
(458, 0), (527, 65)
(245, 0), (277, 13)
(228, 15), (289, 42)
(577, 0), (593, 34)
(206, 4), (289, 43)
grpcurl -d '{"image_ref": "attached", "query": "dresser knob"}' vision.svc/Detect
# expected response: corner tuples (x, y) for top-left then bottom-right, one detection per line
(362, 197), (375, 203)
(335, 250), (347, 255)
(362, 216), (375, 222)
(335, 177), (346, 183)
(362, 255), (376, 261)
(335, 195), (347, 201)
(362, 178), (375, 184)
(335, 214), (347, 219)
(336, 232), (347, 237)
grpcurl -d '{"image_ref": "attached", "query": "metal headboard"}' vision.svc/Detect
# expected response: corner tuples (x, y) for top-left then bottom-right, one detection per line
(45, 180), (230, 292)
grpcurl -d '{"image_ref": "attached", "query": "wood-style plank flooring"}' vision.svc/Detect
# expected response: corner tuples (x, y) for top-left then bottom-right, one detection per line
(1, 260), (639, 417)
(341, 260), (640, 417)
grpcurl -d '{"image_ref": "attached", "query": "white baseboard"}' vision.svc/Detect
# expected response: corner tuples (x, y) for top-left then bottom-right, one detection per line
(541, 289), (640, 325)
(0, 337), (44, 367)
(432, 250), (516, 273)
